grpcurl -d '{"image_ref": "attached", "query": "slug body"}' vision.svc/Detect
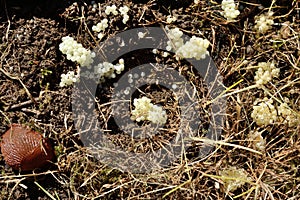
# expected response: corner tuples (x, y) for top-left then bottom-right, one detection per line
(1, 124), (54, 171)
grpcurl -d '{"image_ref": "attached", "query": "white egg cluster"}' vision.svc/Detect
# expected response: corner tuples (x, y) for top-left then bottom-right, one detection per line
(221, 0), (240, 21)
(249, 131), (266, 152)
(119, 5), (130, 24)
(251, 98), (277, 126)
(251, 97), (299, 127)
(131, 97), (167, 125)
(219, 166), (251, 192)
(138, 31), (146, 39)
(105, 5), (118, 16)
(92, 18), (109, 32)
(92, 5), (130, 39)
(59, 36), (95, 67)
(278, 101), (299, 127)
(254, 62), (279, 86)
(166, 15), (177, 23)
(92, 18), (109, 39)
(166, 28), (209, 60)
(166, 27), (184, 51)
(176, 36), (210, 60)
(59, 71), (79, 87)
(89, 59), (125, 82)
(254, 12), (274, 34)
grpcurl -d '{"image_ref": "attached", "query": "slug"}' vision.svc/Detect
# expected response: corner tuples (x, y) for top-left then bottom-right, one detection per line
(0, 124), (55, 171)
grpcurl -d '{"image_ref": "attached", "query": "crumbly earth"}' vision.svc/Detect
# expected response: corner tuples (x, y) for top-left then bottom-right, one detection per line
(0, 0), (299, 199)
